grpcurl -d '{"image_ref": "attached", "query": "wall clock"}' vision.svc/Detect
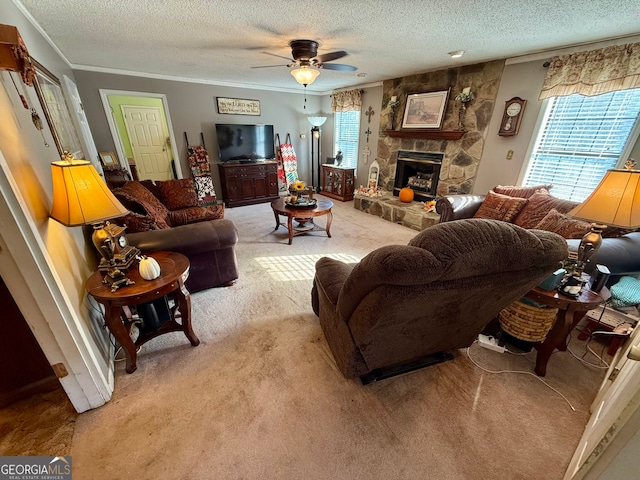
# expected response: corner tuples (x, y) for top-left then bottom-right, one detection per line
(498, 97), (527, 136)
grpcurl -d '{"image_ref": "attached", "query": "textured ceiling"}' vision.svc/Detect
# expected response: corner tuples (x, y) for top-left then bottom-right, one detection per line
(15, 0), (640, 93)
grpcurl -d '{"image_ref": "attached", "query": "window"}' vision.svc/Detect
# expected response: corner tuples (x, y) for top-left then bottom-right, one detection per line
(522, 89), (640, 202)
(334, 110), (360, 170)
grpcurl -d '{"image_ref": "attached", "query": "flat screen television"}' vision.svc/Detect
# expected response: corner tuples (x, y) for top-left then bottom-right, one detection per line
(215, 123), (275, 162)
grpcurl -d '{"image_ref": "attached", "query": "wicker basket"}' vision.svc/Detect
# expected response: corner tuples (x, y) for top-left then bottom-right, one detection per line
(498, 300), (558, 342)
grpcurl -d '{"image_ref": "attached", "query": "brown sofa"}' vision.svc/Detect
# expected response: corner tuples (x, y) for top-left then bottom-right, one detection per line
(311, 219), (567, 382)
(110, 180), (238, 292)
(436, 186), (640, 280)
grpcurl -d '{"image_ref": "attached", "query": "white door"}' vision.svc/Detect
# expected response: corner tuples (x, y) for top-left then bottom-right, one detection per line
(564, 325), (640, 479)
(62, 75), (100, 170)
(122, 105), (173, 181)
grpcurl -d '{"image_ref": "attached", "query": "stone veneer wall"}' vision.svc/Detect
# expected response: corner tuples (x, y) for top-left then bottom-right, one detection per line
(377, 60), (504, 196)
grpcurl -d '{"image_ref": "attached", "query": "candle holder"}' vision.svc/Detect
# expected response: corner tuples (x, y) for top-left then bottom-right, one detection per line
(455, 90), (474, 130)
(388, 96), (400, 130)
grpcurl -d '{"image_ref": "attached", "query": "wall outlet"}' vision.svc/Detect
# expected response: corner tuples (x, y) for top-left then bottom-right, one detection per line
(478, 334), (505, 353)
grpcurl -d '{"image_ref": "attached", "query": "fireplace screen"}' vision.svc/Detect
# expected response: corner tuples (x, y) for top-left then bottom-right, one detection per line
(393, 151), (444, 202)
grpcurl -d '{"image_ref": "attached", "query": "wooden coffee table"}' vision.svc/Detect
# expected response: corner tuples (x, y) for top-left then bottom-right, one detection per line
(524, 283), (604, 376)
(271, 197), (333, 245)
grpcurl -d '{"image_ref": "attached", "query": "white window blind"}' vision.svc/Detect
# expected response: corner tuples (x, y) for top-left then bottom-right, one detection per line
(334, 110), (360, 170)
(523, 89), (640, 202)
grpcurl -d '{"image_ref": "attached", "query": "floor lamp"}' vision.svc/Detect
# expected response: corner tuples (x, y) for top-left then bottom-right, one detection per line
(308, 116), (327, 188)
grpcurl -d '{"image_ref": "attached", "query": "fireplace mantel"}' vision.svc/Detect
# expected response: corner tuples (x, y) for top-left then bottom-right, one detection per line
(384, 130), (465, 140)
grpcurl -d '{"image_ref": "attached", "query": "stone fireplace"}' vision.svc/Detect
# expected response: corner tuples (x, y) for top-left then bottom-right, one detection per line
(374, 60), (503, 198)
(393, 151), (444, 202)
(354, 60), (503, 231)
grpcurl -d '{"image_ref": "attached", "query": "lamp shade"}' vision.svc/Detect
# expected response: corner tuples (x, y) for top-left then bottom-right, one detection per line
(568, 169), (640, 228)
(50, 159), (129, 226)
(308, 116), (327, 127)
(291, 66), (320, 86)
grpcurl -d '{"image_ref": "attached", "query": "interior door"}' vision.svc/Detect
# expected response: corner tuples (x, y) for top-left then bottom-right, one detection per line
(62, 75), (100, 170)
(122, 105), (172, 181)
(564, 325), (640, 478)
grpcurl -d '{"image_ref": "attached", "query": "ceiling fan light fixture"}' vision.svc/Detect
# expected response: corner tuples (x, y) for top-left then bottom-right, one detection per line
(291, 66), (320, 86)
(448, 50), (465, 59)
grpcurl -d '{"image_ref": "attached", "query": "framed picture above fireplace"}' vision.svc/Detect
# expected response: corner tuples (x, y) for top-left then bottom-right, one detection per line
(401, 89), (450, 129)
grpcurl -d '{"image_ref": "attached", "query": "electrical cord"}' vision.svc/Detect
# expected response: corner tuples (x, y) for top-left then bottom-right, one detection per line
(466, 341), (576, 411)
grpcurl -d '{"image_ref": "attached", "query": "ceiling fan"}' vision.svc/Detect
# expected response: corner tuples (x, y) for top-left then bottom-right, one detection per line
(252, 39), (357, 85)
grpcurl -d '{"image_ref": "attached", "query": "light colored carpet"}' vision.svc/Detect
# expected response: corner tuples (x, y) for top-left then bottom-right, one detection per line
(67, 198), (606, 479)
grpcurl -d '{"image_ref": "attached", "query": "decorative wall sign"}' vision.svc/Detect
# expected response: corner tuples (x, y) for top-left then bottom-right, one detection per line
(216, 97), (261, 116)
(401, 89), (450, 129)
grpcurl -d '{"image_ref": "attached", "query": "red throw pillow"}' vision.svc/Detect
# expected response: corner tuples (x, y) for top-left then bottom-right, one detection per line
(513, 191), (579, 229)
(493, 184), (552, 198)
(473, 190), (528, 223)
(155, 179), (200, 211)
(534, 209), (592, 239)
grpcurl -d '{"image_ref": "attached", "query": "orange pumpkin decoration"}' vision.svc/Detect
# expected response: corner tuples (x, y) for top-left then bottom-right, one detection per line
(399, 187), (414, 203)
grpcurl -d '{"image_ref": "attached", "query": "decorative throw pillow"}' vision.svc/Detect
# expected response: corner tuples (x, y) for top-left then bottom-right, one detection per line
(534, 208), (592, 239)
(116, 181), (171, 229)
(473, 190), (529, 222)
(113, 212), (160, 233)
(513, 191), (579, 229)
(155, 178), (200, 211)
(493, 184), (553, 199)
(139, 179), (162, 200)
(168, 204), (225, 226)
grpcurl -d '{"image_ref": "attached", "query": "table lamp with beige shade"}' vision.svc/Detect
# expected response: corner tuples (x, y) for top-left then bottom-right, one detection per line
(50, 151), (140, 291)
(568, 160), (640, 277)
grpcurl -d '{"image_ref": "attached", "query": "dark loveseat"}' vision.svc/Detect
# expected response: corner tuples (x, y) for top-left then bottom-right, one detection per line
(111, 180), (238, 292)
(435, 186), (640, 279)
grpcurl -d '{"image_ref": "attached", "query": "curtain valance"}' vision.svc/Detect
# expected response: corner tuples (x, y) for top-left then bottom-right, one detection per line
(539, 42), (640, 100)
(331, 89), (362, 112)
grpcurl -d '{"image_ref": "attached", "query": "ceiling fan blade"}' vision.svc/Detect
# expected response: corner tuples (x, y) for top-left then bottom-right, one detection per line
(250, 64), (290, 69)
(321, 63), (357, 72)
(261, 51), (295, 61)
(315, 51), (348, 63)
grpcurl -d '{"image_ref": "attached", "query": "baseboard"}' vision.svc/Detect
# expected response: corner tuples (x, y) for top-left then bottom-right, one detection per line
(360, 351), (455, 385)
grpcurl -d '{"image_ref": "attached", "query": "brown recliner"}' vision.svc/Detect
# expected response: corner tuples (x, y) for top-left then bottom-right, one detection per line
(311, 218), (568, 383)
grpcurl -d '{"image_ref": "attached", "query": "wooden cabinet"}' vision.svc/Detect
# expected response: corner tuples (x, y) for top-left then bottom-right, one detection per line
(218, 161), (279, 207)
(321, 165), (355, 201)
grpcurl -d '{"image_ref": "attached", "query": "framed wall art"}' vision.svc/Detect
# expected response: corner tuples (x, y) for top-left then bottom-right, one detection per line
(401, 89), (450, 129)
(99, 151), (118, 168)
(32, 59), (84, 157)
(216, 97), (261, 116)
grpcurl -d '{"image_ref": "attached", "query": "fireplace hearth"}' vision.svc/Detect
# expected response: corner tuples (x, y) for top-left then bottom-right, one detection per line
(393, 151), (444, 202)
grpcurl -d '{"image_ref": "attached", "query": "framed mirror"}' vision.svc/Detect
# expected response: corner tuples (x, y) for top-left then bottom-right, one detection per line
(32, 59), (84, 158)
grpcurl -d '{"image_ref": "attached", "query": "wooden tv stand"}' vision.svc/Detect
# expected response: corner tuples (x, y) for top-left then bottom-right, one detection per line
(218, 161), (279, 207)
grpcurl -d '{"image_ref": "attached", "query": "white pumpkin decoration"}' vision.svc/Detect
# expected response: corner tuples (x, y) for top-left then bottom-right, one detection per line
(138, 256), (161, 280)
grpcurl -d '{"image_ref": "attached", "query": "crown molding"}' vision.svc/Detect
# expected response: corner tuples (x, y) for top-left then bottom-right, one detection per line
(12, 0), (73, 68)
(71, 64), (333, 95)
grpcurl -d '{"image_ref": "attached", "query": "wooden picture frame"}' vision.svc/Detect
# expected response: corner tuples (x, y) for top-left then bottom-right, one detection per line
(401, 89), (450, 129)
(32, 58), (84, 157)
(216, 97), (261, 116)
(99, 151), (118, 168)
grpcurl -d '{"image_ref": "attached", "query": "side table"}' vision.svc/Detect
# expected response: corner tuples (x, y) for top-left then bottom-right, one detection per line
(524, 285), (604, 376)
(86, 251), (199, 373)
